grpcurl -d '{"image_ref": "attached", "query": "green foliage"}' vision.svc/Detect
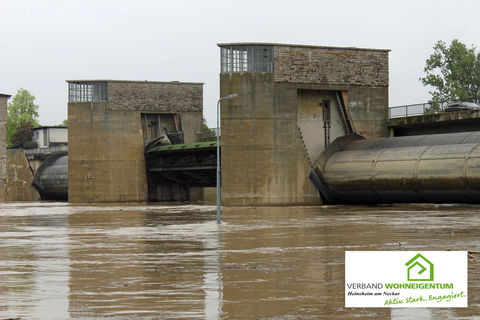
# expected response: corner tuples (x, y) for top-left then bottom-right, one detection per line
(56, 119), (68, 127)
(420, 39), (480, 111)
(6, 88), (39, 146)
(202, 119), (216, 141)
(10, 119), (38, 149)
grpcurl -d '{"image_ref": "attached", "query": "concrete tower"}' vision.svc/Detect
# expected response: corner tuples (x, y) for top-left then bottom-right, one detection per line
(218, 43), (389, 206)
(67, 80), (203, 203)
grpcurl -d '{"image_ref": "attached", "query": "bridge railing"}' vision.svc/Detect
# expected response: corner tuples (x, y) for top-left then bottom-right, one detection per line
(24, 145), (68, 156)
(388, 99), (479, 118)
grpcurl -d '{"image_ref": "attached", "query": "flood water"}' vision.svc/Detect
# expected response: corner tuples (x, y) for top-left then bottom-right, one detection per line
(0, 202), (479, 319)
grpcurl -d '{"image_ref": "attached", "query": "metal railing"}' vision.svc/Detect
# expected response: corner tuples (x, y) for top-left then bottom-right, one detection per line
(389, 99), (479, 118)
(24, 145), (68, 156)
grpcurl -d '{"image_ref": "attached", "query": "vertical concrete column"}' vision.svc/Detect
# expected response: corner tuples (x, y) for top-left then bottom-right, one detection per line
(0, 94), (10, 202)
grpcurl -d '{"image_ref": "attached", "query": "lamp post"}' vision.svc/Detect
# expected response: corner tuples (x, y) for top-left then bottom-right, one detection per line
(216, 93), (238, 224)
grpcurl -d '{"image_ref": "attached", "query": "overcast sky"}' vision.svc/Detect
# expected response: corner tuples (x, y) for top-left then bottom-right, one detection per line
(1, 0), (479, 126)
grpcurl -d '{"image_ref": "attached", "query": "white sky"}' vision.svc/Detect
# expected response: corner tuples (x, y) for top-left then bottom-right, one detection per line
(1, 0), (479, 127)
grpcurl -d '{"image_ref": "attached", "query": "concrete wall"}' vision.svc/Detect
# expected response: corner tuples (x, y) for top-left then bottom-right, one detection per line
(6, 149), (41, 201)
(388, 110), (480, 137)
(220, 73), (320, 206)
(68, 81), (203, 203)
(68, 102), (148, 202)
(219, 44), (389, 206)
(273, 45), (389, 139)
(49, 127), (68, 145)
(297, 89), (346, 165)
(0, 95), (8, 201)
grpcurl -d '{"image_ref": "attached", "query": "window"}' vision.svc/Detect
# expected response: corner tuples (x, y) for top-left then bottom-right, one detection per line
(221, 45), (273, 73)
(141, 113), (181, 141)
(68, 82), (108, 102)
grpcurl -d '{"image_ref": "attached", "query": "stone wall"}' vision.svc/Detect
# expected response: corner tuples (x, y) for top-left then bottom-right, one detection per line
(0, 95), (8, 201)
(273, 45), (390, 139)
(273, 45), (389, 87)
(108, 81), (203, 112)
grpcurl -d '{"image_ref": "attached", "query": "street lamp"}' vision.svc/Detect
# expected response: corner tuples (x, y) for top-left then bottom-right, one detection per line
(216, 93), (238, 224)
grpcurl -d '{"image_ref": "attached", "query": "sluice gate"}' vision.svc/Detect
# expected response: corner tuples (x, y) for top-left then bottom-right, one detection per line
(145, 141), (217, 201)
(32, 142), (218, 202)
(33, 153), (68, 200)
(310, 131), (480, 204)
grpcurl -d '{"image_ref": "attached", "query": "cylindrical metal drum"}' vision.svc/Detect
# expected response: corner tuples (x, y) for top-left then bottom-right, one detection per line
(33, 153), (68, 200)
(311, 132), (480, 204)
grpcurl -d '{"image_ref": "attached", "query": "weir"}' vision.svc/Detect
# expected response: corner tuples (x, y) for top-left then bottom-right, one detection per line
(311, 131), (480, 204)
(10, 43), (480, 205)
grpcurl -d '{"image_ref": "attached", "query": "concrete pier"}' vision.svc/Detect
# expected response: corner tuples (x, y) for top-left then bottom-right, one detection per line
(218, 43), (390, 206)
(0, 94), (9, 202)
(67, 80), (203, 203)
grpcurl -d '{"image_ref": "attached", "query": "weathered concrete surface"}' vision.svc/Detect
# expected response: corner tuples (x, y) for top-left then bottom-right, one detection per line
(68, 102), (148, 202)
(297, 89), (345, 165)
(220, 73), (320, 206)
(219, 43), (389, 206)
(68, 81), (204, 203)
(388, 110), (480, 136)
(6, 149), (41, 201)
(0, 94), (9, 202)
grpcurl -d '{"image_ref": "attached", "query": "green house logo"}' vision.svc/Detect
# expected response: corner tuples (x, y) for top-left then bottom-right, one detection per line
(405, 253), (434, 281)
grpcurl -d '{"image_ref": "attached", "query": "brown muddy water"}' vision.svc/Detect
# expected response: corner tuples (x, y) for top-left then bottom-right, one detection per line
(0, 202), (479, 319)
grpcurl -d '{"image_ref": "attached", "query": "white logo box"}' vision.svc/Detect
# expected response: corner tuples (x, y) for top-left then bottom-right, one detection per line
(345, 251), (467, 308)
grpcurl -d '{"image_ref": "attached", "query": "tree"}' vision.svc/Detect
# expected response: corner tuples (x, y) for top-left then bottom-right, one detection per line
(201, 118), (216, 141)
(6, 88), (40, 146)
(56, 119), (68, 127)
(420, 40), (480, 112)
(10, 119), (37, 149)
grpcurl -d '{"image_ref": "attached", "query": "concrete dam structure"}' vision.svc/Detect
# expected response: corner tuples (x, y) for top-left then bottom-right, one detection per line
(311, 131), (480, 204)
(218, 43), (390, 206)
(15, 43), (480, 205)
(67, 80), (204, 203)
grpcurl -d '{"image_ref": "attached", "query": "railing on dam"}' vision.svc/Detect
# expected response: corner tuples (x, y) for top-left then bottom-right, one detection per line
(24, 145), (68, 159)
(388, 99), (479, 118)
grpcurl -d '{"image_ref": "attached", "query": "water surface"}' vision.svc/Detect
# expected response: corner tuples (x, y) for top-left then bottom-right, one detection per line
(0, 202), (478, 319)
